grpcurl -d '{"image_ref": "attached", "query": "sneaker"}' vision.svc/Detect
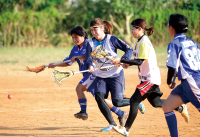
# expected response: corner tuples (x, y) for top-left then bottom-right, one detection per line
(74, 111), (88, 120)
(101, 125), (114, 131)
(118, 111), (128, 127)
(138, 102), (145, 114)
(181, 104), (189, 123)
(113, 126), (129, 136)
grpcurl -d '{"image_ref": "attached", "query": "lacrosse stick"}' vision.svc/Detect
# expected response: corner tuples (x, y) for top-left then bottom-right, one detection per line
(90, 45), (113, 61)
(52, 65), (115, 84)
(90, 45), (124, 68)
(26, 60), (71, 73)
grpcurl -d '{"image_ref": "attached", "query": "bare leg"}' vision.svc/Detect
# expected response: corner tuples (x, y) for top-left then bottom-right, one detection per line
(76, 83), (87, 99)
(162, 94), (184, 113)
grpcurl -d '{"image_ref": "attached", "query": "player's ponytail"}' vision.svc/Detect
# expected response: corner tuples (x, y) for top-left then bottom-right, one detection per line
(90, 18), (113, 34)
(146, 27), (155, 36)
(103, 20), (113, 34)
(131, 18), (154, 36)
(168, 14), (188, 34)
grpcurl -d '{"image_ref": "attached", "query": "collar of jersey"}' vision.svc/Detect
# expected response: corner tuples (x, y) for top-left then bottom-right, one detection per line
(174, 33), (185, 39)
(94, 34), (107, 42)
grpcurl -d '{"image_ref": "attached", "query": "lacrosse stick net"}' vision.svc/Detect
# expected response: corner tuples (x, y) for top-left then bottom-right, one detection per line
(52, 65), (115, 84)
(90, 45), (112, 60)
(52, 69), (74, 84)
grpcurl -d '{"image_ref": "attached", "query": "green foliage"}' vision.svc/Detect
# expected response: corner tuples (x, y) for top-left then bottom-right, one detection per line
(0, 0), (199, 48)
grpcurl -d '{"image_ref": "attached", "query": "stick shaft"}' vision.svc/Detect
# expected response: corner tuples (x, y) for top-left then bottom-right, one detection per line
(74, 64), (116, 74)
(44, 60), (71, 67)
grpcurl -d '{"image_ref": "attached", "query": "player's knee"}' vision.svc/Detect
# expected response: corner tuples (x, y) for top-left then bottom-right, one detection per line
(112, 100), (121, 107)
(76, 84), (85, 93)
(162, 102), (170, 113)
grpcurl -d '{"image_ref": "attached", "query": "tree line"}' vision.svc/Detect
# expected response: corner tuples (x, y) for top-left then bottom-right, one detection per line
(0, 0), (200, 48)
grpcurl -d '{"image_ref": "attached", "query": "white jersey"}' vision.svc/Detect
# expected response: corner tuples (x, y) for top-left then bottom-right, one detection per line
(88, 34), (123, 78)
(133, 35), (161, 85)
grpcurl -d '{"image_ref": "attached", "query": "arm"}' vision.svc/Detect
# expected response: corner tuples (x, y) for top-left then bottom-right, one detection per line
(48, 62), (71, 68)
(110, 36), (133, 60)
(167, 66), (176, 85)
(71, 55), (86, 62)
(120, 59), (144, 66)
(49, 46), (76, 68)
(85, 42), (94, 71)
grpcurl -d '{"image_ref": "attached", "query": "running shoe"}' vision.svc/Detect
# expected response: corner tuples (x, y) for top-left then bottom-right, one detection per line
(118, 111), (128, 127)
(181, 104), (189, 123)
(138, 102), (145, 114)
(74, 111), (88, 120)
(113, 126), (129, 137)
(101, 125), (114, 131)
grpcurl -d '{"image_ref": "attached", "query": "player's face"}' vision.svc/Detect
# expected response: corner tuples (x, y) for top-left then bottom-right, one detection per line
(167, 23), (175, 38)
(71, 34), (85, 46)
(131, 26), (141, 39)
(90, 26), (105, 41)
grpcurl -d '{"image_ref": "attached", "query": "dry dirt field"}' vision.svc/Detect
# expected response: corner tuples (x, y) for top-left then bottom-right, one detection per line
(0, 66), (199, 137)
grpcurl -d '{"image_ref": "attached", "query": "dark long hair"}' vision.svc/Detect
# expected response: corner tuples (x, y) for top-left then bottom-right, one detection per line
(168, 14), (188, 34)
(131, 18), (154, 36)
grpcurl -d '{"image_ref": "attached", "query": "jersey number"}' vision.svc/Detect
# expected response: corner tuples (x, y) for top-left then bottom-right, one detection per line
(185, 48), (200, 70)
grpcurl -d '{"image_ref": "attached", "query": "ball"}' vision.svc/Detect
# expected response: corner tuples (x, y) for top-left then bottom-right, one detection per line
(8, 94), (12, 99)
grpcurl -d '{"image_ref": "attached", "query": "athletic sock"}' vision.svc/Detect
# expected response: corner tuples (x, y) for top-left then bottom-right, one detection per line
(164, 111), (178, 137)
(111, 106), (123, 117)
(78, 98), (87, 114)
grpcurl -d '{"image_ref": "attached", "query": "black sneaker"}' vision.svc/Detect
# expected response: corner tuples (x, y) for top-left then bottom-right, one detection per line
(118, 111), (128, 127)
(74, 111), (88, 120)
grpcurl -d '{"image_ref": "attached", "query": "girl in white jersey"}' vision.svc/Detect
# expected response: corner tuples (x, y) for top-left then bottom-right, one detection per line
(162, 14), (200, 137)
(85, 18), (146, 131)
(112, 18), (189, 137)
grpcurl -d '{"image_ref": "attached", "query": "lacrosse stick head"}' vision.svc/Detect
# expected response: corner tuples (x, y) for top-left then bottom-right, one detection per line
(51, 69), (74, 84)
(90, 45), (107, 59)
(26, 65), (45, 73)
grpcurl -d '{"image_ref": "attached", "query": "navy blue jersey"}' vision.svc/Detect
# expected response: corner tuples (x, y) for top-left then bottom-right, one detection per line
(166, 33), (200, 80)
(63, 39), (88, 72)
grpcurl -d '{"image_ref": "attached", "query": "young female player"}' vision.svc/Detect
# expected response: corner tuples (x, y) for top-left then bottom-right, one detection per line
(85, 18), (146, 131)
(48, 25), (143, 129)
(111, 18), (189, 136)
(162, 14), (200, 137)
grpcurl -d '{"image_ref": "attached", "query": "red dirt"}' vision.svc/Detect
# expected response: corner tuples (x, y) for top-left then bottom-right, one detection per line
(0, 68), (199, 137)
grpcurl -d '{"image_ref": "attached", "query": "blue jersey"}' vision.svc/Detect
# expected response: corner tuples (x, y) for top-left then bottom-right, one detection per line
(63, 39), (88, 73)
(166, 33), (200, 80)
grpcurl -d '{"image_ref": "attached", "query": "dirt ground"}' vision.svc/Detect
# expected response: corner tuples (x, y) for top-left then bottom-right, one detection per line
(0, 67), (199, 137)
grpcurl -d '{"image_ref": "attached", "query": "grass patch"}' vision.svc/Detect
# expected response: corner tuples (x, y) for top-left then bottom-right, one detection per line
(0, 46), (168, 71)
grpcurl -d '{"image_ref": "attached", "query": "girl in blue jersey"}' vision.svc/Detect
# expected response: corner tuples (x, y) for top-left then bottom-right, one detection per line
(162, 14), (200, 137)
(48, 25), (93, 120)
(48, 25), (138, 126)
(85, 18), (136, 131)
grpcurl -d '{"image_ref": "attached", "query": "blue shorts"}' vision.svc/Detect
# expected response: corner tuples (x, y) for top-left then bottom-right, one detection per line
(94, 70), (125, 100)
(171, 73), (200, 112)
(79, 73), (96, 97)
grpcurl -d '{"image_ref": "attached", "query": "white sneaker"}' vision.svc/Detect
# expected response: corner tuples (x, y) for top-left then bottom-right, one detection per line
(113, 125), (129, 137)
(181, 104), (189, 123)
